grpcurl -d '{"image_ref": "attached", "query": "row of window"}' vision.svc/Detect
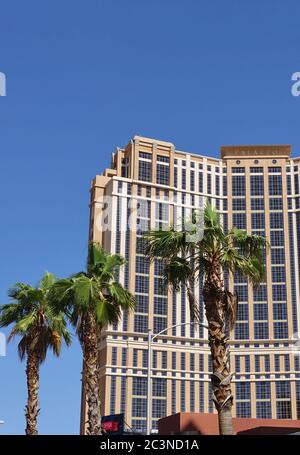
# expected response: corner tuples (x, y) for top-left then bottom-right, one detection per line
(231, 209), (284, 230)
(111, 375), (300, 421)
(112, 350), (300, 374)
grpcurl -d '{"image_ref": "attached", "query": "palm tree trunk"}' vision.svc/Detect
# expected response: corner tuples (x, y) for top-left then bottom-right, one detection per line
(25, 350), (39, 435)
(203, 274), (235, 435)
(83, 311), (102, 435)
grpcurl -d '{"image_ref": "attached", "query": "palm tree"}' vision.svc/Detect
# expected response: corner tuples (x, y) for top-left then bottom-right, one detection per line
(49, 243), (135, 435)
(144, 203), (267, 435)
(0, 272), (71, 435)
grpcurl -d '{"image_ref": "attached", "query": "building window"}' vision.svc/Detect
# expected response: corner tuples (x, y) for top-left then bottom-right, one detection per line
(137, 200), (151, 218)
(155, 203), (169, 222)
(271, 248), (285, 265)
(122, 348), (127, 367)
(235, 356), (241, 373)
(257, 402), (272, 419)
(133, 377), (147, 396)
(207, 174), (212, 194)
(154, 277), (168, 296)
(112, 347), (117, 366)
(251, 198), (265, 210)
(121, 158), (129, 177)
(254, 303), (268, 320)
(254, 322), (269, 339)
(287, 175), (292, 195)
(272, 266), (286, 283)
(264, 355), (270, 372)
(274, 321), (288, 339)
(190, 170), (195, 192)
(270, 212), (284, 229)
(182, 168), (186, 190)
(172, 380), (176, 414)
(269, 175), (282, 196)
(174, 167), (178, 188)
(138, 160), (152, 182)
(133, 349), (138, 368)
(236, 402), (251, 418)
(223, 176), (227, 196)
(268, 166), (281, 173)
(154, 296), (167, 315)
(156, 163), (169, 186)
(235, 323), (249, 340)
(270, 231), (284, 247)
(153, 378), (167, 397)
(135, 294), (148, 313)
(198, 172), (203, 193)
(199, 354), (204, 372)
(233, 213), (246, 229)
(253, 285), (267, 302)
(232, 198), (246, 211)
(250, 167), (263, 173)
(251, 175), (264, 196)
(232, 167), (245, 173)
(132, 398), (147, 417)
(236, 382), (251, 400)
(272, 284), (286, 301)
(273, 302), (287, 320)
(172, 352), (177, 372)
(276, 381), (291, 419)
(256, 382), (271, 399)
(110, 376), (116, 414)
(134, 315), (148, 333)
(215, 175), (220, 194)
(152, 399), (166, 419)
(136, 256), (150, 274)
(180, 381), (186, 412)
(251, 213), (265, 230)
(153, 316), (167, 334)
(232, 175), (246, 196)
(135, 275), (149, 293)
(236, 304), (248, 321)
(269, 198), (283, 210)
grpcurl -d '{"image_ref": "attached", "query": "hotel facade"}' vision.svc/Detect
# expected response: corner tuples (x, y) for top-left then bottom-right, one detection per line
(81, 136), (300, 433)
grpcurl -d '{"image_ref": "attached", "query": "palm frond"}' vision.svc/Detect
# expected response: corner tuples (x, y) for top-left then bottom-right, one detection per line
(95, 299), (121, 326)
(144, 227), (188, 259)
(17, 336), (28, 361)
(162, 257), (193, 291)
(39, 271), (57, 291)
(106, 282), (135, 311)
(1, 274), (71, 363)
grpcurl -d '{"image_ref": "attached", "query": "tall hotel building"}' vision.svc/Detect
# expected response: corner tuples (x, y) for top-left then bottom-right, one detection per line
(81, 135), (300, 433)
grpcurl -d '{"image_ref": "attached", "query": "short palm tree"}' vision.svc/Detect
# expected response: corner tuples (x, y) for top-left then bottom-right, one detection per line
(49, 243), (135, 435)
(144, 203), (267, 435)
(0, 272), (71, 435)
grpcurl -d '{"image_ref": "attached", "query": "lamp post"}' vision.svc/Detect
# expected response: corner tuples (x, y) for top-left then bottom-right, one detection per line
(146, 321), (209, 436)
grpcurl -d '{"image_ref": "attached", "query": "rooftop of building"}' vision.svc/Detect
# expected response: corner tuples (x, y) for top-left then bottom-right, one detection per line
(125, 135), (292, 160)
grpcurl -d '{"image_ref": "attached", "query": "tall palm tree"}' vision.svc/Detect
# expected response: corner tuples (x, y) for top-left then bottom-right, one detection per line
(144, 203), (267, 435)
(0, 272), (71, 435)
(49, 243), (135, 435)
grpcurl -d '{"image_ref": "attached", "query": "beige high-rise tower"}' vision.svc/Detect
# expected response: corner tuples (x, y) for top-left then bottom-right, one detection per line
(80, 136), (300, 434)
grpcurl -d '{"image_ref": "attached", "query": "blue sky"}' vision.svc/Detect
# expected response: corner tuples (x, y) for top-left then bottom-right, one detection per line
(1, 0), (300, 434)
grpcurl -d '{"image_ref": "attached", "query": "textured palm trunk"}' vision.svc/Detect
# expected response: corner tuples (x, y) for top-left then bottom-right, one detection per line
(25, 350), (39, 435)
(83, 311), (102, 435)
(203, 270), (235, 435)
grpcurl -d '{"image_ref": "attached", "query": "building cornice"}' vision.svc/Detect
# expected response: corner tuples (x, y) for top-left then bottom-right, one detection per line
(221, 144), (291, 159)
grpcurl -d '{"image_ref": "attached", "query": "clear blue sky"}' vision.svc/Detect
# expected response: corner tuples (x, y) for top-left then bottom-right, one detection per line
(0, 0), (300, 435)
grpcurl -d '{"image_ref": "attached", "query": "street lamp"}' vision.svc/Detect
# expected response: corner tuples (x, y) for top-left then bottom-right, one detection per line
(146, 321), (209, 435)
